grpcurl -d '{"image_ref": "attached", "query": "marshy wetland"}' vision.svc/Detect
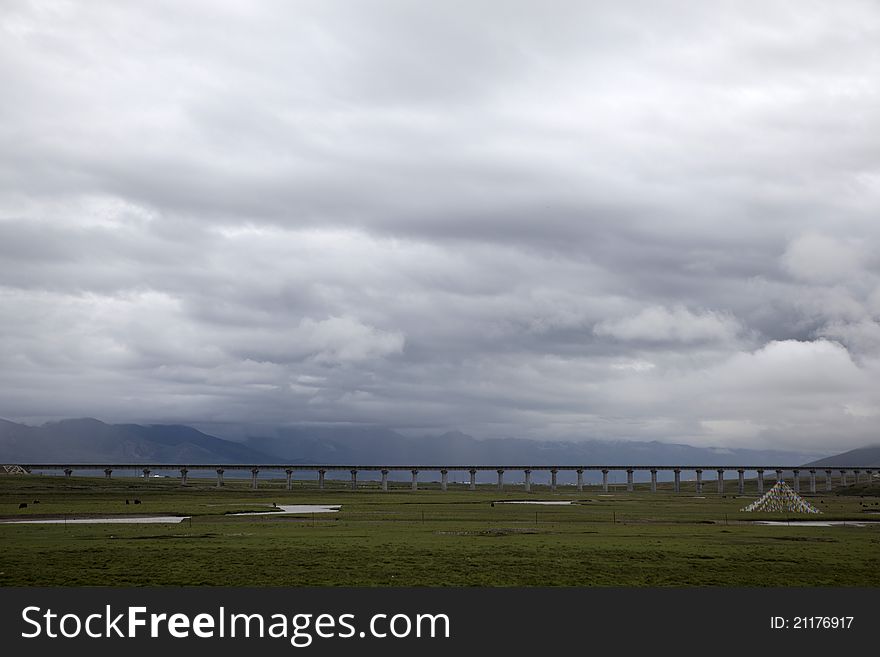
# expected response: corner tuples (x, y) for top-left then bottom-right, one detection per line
(1, 474), (878, 586)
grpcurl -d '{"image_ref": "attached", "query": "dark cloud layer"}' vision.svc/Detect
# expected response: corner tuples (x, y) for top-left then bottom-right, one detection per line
(2, 1), (880, 451)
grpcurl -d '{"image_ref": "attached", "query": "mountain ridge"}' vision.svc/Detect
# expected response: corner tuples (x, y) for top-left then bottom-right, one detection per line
(0, 417), (279, 464)
(803, 445), (880, 468)
(3, 418), (872, 477)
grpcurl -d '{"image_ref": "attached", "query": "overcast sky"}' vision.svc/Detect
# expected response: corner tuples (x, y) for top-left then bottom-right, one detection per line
(1, 1), (879, 451)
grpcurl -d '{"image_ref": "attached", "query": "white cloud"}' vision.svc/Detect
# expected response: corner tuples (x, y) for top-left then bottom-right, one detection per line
(712, 339), (863, 396)
(782, 233), (865, 284)
(819, 319), (880, 356)
(593, 305), (742, 343)
(295, 316), (405, 364)
(609, 359), (655, 372)
(700, 419), (767, 441)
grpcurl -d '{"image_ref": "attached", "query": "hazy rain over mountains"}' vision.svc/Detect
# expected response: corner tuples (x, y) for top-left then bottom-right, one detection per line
(1, 1), (879, 453)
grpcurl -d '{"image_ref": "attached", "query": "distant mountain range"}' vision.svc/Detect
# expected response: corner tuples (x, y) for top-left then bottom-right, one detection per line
(804, 445), (880, 468)
(242, 426), (824, 468)
(0, 417), (277, 464)
(3, 417), (872, 483)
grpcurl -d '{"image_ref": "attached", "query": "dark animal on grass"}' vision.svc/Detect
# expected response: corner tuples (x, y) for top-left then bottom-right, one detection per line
(32, 500), (40, 504)
(134, 499), (141, 504)
(18, 503), (27, 509)
(125, 500), (129, 505)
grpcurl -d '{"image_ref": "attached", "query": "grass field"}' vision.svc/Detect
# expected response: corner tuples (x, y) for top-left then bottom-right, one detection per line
(1, 475), (878, 586)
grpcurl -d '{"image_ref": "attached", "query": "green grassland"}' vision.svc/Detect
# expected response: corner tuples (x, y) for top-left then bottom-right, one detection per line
(1, 475), (878, 586)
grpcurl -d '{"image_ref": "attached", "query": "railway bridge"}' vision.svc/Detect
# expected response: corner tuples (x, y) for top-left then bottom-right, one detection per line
(14, 463), (876, 494)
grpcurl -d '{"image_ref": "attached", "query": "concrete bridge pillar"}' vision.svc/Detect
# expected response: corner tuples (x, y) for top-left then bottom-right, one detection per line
(775, 469), (783, 483)
(104, 468), (112, 479)
(318, 469), (326, 490)
(756, 469), (764, 494)
(550, 469), (558, 492)
(285, 469), (293, 491)
(695, 469), (703, 494)
(381, 469), (389, 491)
(469, 469), (477, 491)
(839, 470), (847, 486)
(251, 468), (259, 489)
(64, 468), (73, 479)
(350, 469), (358, 491)
(626, 469), (634, 492)
(602, 469), (609, 493)
(673, 469), (681, 493)
(411, 470), (419, 491)
(577, 469), (584, 492)
(717, 469), (724, 494)
(809, 470), (816, 494)
(524, 469), (532, 492)
(496, 469), (504, 491)
(180, 468), (188, 486)
(866, 469), (874, 486)
(143, 468), (151, 480)
(650, 469), (657, 493)
(825, 469), (832, 491)
(441, 469), (448, 492)
(737, 469), (745, 495)
(792, 469), (800, 493)
(216, 468), (224, 487)
(853, 469), (861, 484)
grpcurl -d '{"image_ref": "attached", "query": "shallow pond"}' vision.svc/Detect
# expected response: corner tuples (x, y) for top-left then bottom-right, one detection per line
(495, 501), (573, 506)
(1, 504), (343, 524)
(230, 504), (341, 515)
(752, 520), (880, 527)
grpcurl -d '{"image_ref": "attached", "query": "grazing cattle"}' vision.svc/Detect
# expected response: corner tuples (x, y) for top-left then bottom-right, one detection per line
(125, 500), (130, 505)
(32, 500), (40, 504)
(18, 503), (27, 509)
(134, 499), (141, 505)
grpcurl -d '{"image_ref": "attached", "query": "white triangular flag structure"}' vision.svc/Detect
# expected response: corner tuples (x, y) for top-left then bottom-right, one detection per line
(741, 480), (822, 514)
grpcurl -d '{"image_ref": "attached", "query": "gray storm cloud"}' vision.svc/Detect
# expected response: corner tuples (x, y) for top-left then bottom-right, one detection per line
(1, 1), (879, 451)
